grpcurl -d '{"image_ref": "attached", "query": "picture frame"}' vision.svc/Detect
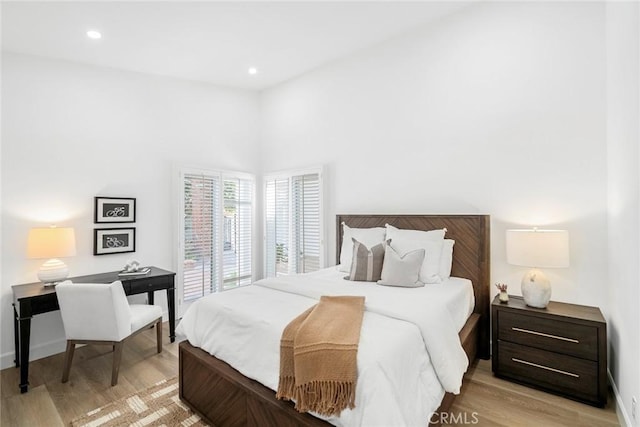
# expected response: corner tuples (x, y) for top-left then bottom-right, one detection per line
(94, 197), (136, 223)
(94, 228), (136, 255)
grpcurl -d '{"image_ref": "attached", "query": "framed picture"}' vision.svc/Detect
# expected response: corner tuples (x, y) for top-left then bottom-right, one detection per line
(94, 197), (136, 223)
(94, 228), (136, 255)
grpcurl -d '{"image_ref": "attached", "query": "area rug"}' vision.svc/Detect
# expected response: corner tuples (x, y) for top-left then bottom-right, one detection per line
(71, 377), (209, 427)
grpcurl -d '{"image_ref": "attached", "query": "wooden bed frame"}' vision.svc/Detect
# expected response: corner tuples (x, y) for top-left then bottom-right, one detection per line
(179, 214), (490, 426)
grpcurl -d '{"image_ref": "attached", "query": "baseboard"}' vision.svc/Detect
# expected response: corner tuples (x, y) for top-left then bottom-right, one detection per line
(0, 336), (67, 371)
(609, 370), (634, 427)
(0, 310), (170, 371)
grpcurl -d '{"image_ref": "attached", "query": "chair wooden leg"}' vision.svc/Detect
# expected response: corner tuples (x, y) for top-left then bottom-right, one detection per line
(61, 340), (76, 383)
(111, 342), (124, 386)
(156, 319), (163, 353)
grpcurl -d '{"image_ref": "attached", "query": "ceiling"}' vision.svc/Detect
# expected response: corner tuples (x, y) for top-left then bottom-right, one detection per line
(1, 1), (468, 90)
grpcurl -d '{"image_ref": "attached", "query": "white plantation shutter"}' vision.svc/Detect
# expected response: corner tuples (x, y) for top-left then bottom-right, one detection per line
(222, 177), (253, 289)
(265, 178), (290, 277)
(182, 172), (220, 299)
(180, 169), (253, 306)
(292, 174), (321, 273)
(264, 168), (323, 277)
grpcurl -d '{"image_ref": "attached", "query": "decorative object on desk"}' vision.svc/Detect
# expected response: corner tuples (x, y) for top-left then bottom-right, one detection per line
(118, 267), (150, 276)
(506, 228), (569, 308)
(94, 196), (136, 223)
(124, 259), (140, 272)
(94, 228), (136, 255)
(27, 226), (77, 285)
(119, 260), (150, 276)
(495, 282), (509, 303)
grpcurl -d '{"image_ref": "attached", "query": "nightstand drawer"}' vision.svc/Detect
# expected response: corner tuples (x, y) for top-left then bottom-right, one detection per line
(126, 276), (170, 294)
(496, 341), (599, 403)
(498, 310), (598, 361)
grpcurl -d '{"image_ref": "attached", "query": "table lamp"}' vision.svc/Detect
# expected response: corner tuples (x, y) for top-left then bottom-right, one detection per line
(506, 228), (569, 308)
(27, 226), (77, 285)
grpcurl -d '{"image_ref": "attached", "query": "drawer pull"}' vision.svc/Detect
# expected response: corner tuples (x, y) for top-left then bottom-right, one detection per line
(511, 358), (579, 378)
(512, 327), (579, 343)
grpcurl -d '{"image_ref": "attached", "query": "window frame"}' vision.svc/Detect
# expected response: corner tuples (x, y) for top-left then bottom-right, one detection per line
(174, 165), (255, 317)
(263, 166), (324, 277)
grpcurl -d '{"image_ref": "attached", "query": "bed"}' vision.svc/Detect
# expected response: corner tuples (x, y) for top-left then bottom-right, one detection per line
(178, 214), (490, 426)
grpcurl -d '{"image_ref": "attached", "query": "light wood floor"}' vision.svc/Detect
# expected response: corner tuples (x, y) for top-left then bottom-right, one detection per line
(451, 359), (619, 427)
(0, 324), (620, 426)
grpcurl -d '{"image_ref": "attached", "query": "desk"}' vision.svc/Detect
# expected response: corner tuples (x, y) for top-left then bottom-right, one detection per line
(12, 266), (176, 393)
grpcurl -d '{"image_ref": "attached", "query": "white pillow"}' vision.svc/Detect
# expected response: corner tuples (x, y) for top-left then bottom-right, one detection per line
(377, 244), (425, 288)
(439, 239), (455, 280)
(385, 224), (445, 283)
(385, 224), (446, 242)
(339, 223), (386, 272)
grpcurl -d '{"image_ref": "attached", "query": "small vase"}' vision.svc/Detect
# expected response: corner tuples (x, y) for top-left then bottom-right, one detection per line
(499, 291), (509, 303)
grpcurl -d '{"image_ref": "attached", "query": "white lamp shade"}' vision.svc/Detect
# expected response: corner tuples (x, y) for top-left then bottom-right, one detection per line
(506, 229), (569, 268)
(27, 227), (77, 259)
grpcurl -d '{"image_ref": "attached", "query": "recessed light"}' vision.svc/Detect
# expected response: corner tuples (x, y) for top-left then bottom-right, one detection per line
(86, 30), (102, 40)
(248, 67), (258, 75)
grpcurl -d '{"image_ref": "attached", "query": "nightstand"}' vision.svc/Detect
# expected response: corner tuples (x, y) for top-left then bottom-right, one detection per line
(492, 295), (607, 407)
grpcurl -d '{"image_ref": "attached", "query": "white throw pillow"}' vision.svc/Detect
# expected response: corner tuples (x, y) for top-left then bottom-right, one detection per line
(439, 239), (455, 280)
(385, 224), (446, 242)
(377, 244), (425, 288)
(338, 223), (386, 272)
(385, 224), (445, 283)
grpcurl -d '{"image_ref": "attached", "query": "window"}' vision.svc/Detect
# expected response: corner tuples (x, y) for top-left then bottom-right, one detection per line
(264, 167), (323, 277)
(178, 168), (253, 312)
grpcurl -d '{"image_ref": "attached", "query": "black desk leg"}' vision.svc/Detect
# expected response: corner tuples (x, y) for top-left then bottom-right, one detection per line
(147, 291), (156, 329)
(13, 306), (20, 368)
(18, 316), (31, 393)
(167, 288), (175, 343)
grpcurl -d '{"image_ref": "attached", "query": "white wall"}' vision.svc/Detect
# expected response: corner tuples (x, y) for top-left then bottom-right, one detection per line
(606, 2), (640, 425)
(0, 53), (260, 368)
(261, 2), (608, 309)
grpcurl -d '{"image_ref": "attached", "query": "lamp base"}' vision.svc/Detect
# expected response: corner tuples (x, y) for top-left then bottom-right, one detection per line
(521, 268), (551, 308)
(37, 258), (69, 284)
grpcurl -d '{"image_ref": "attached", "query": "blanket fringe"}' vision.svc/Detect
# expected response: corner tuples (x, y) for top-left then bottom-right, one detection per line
(276, 375), (296, 401)
(294, 380), (355, 417)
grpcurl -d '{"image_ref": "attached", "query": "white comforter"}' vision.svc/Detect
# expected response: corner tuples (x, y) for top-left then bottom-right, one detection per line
(176, 269), (474, 427)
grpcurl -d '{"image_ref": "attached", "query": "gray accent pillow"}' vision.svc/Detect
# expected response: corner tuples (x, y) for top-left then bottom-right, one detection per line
(377, 243), (425, 288)
(344, 237), (385, 282)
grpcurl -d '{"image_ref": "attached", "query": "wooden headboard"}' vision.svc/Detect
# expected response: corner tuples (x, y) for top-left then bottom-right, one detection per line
(336, 214), (491, 359)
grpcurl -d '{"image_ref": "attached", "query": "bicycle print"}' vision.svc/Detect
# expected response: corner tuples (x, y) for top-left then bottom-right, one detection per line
(106, 206), (126, 217)
(94, 228), (135, 255)
(95, 197), (136, 223)
(105, 236), (125, 248)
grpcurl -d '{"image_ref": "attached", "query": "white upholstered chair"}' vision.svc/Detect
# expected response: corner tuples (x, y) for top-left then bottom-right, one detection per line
(56, 280), (163, 386)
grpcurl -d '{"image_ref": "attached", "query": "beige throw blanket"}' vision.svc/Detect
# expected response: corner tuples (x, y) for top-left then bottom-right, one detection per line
(276, 295), (365, 417)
